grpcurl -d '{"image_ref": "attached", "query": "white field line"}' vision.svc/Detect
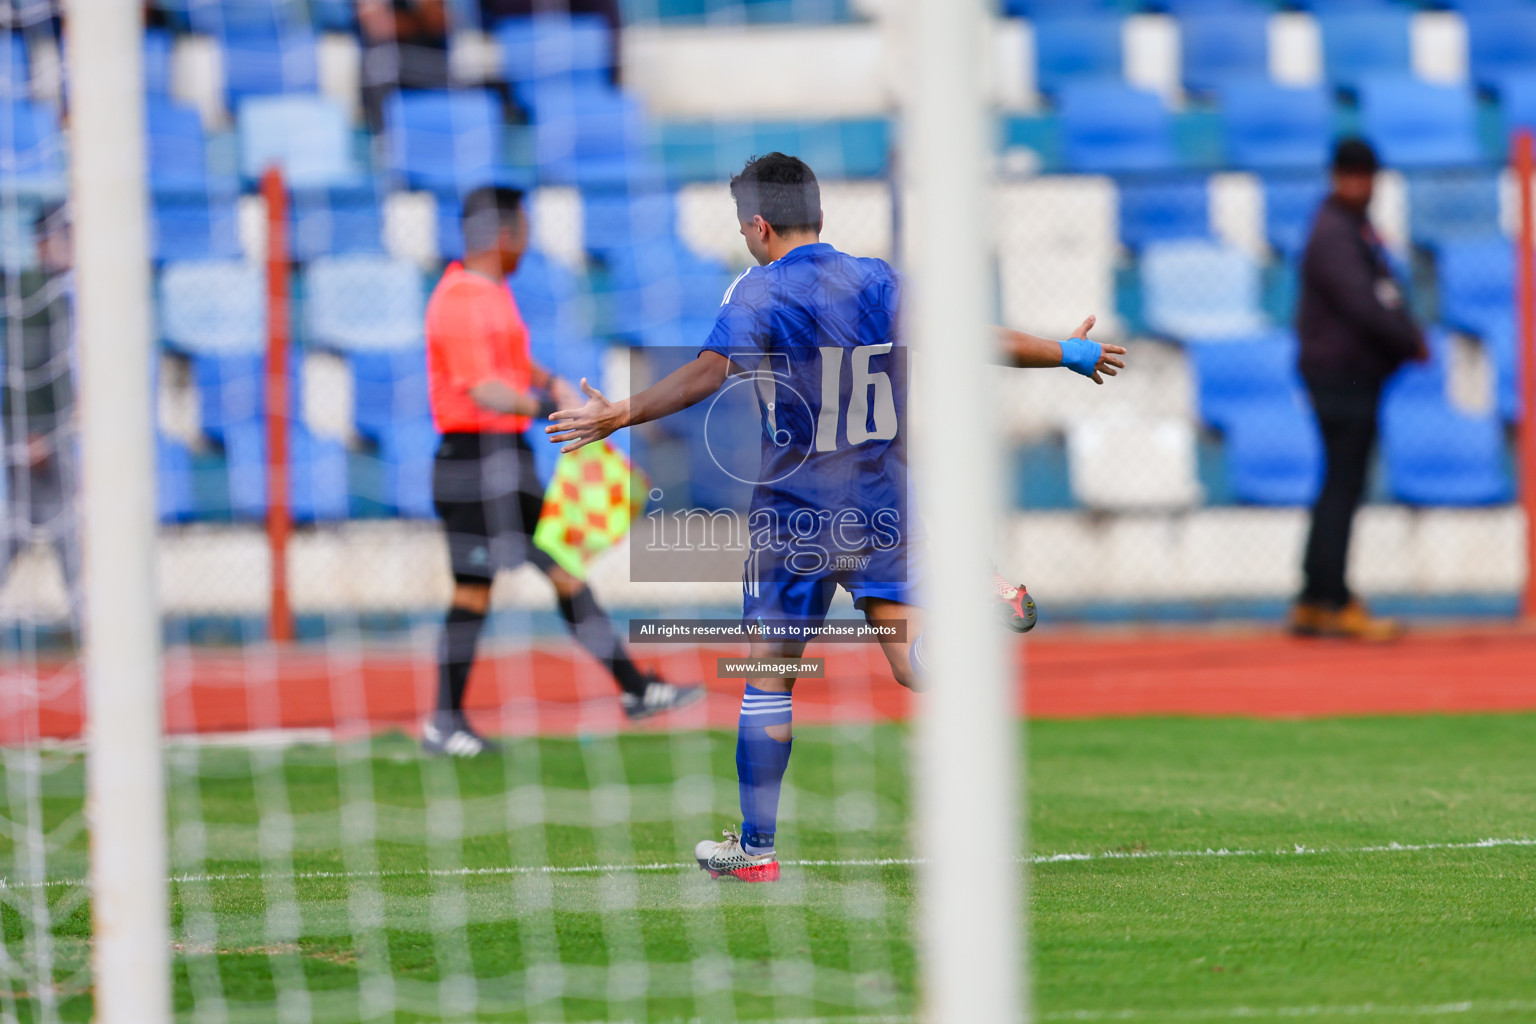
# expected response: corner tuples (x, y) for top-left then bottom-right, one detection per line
(5, 836), (1533, 892)
(1040, 999), (1536, 1020)
(348, 1002), (1536, 1023)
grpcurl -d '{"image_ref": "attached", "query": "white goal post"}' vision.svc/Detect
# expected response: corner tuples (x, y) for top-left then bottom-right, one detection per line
(905, 0), (1026, 1022)
(68, 2), (173, 1021)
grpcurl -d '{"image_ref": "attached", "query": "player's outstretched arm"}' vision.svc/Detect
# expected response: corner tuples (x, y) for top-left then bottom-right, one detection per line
(997, 314), (1126, 385)
(546, 351), (733, 453)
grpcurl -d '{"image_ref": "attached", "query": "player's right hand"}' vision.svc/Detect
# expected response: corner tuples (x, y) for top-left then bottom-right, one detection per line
(545, 378), (623, 453)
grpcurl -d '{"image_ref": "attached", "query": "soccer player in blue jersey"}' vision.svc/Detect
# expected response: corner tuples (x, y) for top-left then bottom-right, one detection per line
(549, 153), (1123, 881)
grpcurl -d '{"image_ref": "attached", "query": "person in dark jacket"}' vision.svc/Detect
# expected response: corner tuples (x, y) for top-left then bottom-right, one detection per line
(1, 203), (78, 625)
(1290, 137), (1426, 640)
(356, 0), (452, 132)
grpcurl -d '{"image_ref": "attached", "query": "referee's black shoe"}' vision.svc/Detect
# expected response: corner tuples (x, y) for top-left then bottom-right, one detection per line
(421, 711), (502, 758)
(622, 674), (706, 721)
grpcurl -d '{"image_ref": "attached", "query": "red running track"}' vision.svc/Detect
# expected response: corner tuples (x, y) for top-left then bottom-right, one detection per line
(2, 625), (1534, 742)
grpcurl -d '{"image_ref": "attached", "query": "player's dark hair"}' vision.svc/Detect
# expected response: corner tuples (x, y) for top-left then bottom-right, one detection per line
(1331, 136), (1380, 175)
(730, 153), (821, 236)
(461, 185), (525, 253)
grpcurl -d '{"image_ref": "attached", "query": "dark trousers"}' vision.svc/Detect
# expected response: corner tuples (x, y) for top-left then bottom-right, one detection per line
(1300, 383), (1380, 609)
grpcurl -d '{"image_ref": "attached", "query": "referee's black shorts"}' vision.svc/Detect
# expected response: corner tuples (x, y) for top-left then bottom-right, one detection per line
(433, 431), (557, 585)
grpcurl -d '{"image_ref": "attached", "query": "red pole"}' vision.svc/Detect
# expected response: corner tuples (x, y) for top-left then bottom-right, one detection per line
(261, 168), (294, 643)
(1515, 131), (1536, 622)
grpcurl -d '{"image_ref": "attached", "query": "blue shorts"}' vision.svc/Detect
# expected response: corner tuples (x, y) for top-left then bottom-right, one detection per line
(741, 548), (919, 630)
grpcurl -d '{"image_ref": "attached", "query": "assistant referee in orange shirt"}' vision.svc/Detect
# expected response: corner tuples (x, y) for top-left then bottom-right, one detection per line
(423, 186), (702, 756)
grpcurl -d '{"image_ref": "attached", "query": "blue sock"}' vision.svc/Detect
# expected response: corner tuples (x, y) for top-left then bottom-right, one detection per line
(736, 685), (793, 855)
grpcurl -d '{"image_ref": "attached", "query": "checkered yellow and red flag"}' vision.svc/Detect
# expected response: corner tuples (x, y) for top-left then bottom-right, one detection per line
(533, 440), (648, 579)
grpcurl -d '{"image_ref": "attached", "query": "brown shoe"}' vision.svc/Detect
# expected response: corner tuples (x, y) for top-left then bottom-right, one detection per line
(1313, 599), (1402, 642)
(1287, 600), (1326, 637)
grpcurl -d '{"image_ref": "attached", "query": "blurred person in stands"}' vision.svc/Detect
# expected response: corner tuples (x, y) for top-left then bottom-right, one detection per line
(357, 0), (451, 131)
(0, 203), (78, 629)
(1291, 137), (1426, 641)
(423, 185), (702, 757)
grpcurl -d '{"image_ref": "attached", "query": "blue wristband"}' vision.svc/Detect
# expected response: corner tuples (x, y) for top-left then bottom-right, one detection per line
(1059, 337), (1102, 377)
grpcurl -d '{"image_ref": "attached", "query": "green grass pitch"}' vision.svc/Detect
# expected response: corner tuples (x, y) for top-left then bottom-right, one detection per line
(4, 714), (1535, 1022)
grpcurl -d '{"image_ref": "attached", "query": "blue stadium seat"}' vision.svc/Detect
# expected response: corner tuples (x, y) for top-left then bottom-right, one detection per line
(524, 330), (603, 484)
(385, 90), (503, 193)
(146, 99), (210, 189)
(238, 94), (359, 188)
(152, 188), (243, 262)
(1159, 0), (1272, 11)
(754, 119), (889, 177)
(1407, 169), (1501, 246)
(497, 14), (612, 101)
(1034, 16), (1123, 95)
(1117, 177), (1209, 249)
(1261, 172), (1328, 257)
(1059, 82), (1177, 173)
(304, 255), (425, 350)
(1435, 236), (1510, 336)
(510, 250), (579, 319)
(1464, 5), (1536, 89)
(191, 352), (264, 442)
(350, 348), (430, 442)
(0, 100), (64, 186)
(581, 187), (675, 256)
(144, 29), (172, 96)
(375, 417), (437, 519)
(0, 33), (28, 101)
(1142, 239), (1270, 341)
(1180, 12), (1269, 96)
(0, 203), (39, 273)
(309, 0), (356, 31)
(1224, 398), (1323, 506)
(1497, 71), (1536, 140)
(160, 260), (265, 354)
(0, 33), (29, 102)
(679, 0), (850, 21)
(288, 186), (385, 259)
(221, 27), (320, 106)
(604, 241), (731, 342)
(1300, 0), (1399, 8)
(187, 0), (309, 35)
(1185, 329), (1302, 429)
(1003, 0), (1114, 14)
(1220, 82), (1332, 171)
(1482, 317), (1524, 424)
(657, 119), (891, 181)
(1382, 361), (1512, 505)
(225, 418), (350, 522)
(530, 84), (649, 186)
(1318, 9), (1412, 88)
(157, 433), (198, 523)
(510, 249), (585, 338)
(1357, 77), (1481, 169)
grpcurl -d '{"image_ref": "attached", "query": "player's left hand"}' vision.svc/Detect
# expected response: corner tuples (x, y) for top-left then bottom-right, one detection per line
(545, 378), (622, 453)
(1091, 343), (1127, 385)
